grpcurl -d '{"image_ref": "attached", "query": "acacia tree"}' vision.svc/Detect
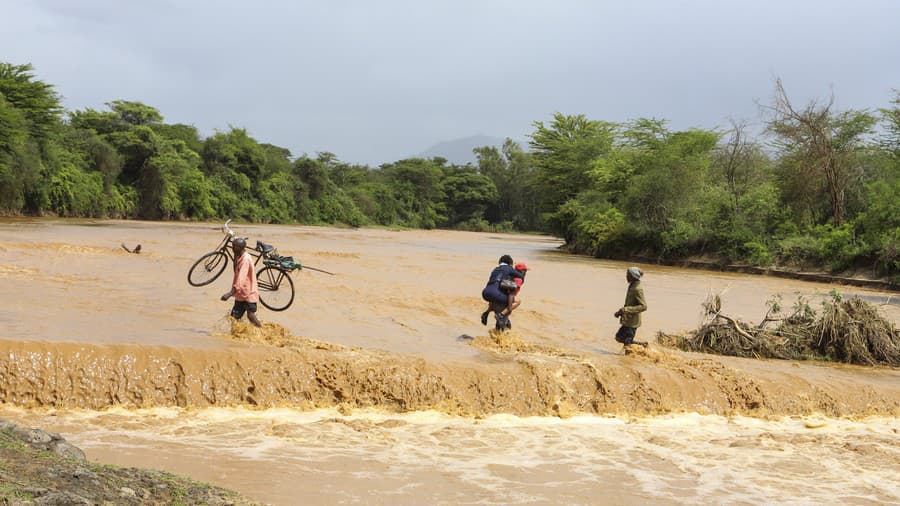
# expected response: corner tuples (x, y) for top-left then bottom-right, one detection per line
(882, 90), (900, 159)
(767, 79), (876, 226)
(714, 118), (763, 214)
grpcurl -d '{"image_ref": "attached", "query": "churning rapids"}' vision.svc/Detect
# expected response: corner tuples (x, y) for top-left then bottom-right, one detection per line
(1, 220), (898, 504)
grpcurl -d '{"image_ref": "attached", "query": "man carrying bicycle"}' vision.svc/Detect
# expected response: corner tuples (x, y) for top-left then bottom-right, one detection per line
(221, 237), (261, 327)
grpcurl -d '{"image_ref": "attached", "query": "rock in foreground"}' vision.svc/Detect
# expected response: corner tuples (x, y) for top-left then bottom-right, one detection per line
(0, 418), (261, 506)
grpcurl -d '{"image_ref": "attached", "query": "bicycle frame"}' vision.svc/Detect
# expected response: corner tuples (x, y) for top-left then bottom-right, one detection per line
(189, 220), (303, 310)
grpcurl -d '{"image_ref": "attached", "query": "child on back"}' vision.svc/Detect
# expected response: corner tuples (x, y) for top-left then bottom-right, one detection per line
(509, 261), (528, 310)
(480, 261), (529, 329)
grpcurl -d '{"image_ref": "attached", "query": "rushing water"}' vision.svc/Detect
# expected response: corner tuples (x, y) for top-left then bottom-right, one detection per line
(1, 406), (897, 505)
(1, 219), (898, 504)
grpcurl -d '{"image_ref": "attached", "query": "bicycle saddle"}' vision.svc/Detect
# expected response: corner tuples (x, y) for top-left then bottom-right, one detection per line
(255, 241), (275, 254)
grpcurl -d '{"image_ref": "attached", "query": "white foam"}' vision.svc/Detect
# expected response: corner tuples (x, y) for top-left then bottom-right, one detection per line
(2, 406), (897, 504)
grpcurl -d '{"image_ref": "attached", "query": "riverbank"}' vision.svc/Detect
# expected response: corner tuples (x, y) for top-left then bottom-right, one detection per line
(659, 258), (899, 291)
(0, 418), (258, 505)
(558, 243), (900, 292)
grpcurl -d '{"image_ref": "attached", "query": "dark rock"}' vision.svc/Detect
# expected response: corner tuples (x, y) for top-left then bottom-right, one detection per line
(1, 418), (261, 505)
(12, 426), (53, 445)
(53, 441), (86, 461)
(72, 466), (97, 480)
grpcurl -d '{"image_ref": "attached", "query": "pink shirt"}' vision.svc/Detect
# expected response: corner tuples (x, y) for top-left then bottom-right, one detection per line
(232, 251), (259, 303)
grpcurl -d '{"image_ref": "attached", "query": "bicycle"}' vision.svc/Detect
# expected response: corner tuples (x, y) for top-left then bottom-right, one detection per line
(187, 220), (304, 311)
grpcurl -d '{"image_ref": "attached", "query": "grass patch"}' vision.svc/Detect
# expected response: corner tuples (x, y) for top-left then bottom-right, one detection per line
(0, 483), (34, 500)
(0, 431), (27, 451)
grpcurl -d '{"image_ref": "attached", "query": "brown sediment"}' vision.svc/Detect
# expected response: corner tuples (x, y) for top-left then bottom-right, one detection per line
(1, 323), (898, 418)
(0, 264), (40, 278)
(309, 251), (361, 259)
(216, 320), (345, 350)
(3, 241), (121, 256)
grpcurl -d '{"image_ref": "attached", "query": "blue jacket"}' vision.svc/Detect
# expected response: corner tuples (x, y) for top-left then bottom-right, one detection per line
(486, 264), (524, 286)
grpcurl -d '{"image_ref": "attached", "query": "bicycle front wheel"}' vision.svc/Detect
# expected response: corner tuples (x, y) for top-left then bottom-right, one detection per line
(188, 251), (228, 287)
(257, 266), (295, 311)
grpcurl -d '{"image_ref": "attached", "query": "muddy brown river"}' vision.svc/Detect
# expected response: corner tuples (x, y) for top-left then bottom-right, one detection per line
(1, 220), (898, 504)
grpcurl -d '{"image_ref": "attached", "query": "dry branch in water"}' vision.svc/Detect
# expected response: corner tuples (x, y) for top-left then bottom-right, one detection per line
(657, 293), (900, 366)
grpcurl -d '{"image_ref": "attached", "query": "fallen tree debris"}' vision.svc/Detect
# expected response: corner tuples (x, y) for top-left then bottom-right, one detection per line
(657, 293), (900, 366)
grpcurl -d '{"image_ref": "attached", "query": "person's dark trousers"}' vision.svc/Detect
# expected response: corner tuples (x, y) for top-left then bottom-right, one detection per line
(615, 326), (637, 344)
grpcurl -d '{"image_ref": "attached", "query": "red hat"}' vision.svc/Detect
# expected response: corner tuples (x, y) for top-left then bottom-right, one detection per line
(515, 262), (529, 271)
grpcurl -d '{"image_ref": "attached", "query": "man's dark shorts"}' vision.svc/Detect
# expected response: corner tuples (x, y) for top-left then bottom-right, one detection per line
(231, 301), (258, 319)
(615, 326), (637, 344)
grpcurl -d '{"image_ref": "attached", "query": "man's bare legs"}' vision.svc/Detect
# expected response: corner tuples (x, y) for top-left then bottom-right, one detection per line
(501, 294), (517, 317)
(246, 310), (262, 328)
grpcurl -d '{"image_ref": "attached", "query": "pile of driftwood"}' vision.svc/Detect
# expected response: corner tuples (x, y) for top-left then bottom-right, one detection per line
(658, 293), (900, 366)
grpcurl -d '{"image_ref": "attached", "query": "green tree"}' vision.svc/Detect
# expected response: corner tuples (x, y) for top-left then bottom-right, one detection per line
(47, 163), (105, 216)
(381, 158), (446, 228)
(767, 79), (877, 226)
(632, 131), (720, 253)
(712, 119), (771, 214)
(441, 166), (498, 226)
(0, 94), (32, 210)
(0, 63), (62, 141)
(475, 139), (541, 230)
(108, 100), (163, 126)
(530, 113), (616, 217)
(883, 91), (900, 153)
(153, 123), (203, 153)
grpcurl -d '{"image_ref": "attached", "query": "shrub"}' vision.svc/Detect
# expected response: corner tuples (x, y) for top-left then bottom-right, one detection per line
(47, 163), (105, 216)
(817, 224), (866, 271)
(660, 218), (701, 258)
(740, 241), (772, 266)
(875, 227), (900, 277)
(775, 234), (822, 269)
(454, 218), (492, 232)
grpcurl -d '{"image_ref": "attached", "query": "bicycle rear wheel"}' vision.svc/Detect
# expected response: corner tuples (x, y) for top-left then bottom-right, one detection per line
(257, 266), (295, 311)
(188, 251), (228, 287)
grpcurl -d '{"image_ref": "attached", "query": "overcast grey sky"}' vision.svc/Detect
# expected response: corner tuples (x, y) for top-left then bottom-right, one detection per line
(2, 0), (898, 165)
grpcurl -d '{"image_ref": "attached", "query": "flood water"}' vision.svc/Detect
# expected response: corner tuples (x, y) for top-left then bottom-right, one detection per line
(1, 219), (898, 504)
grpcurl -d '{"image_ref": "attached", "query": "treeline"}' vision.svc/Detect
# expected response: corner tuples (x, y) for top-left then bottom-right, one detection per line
(0, 63), (522, 231)
(532, 81), (900, 281)
(1, 63), (898, 279)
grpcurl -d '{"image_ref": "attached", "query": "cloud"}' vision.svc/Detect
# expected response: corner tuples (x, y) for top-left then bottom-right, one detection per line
(3, 0), (899, 164)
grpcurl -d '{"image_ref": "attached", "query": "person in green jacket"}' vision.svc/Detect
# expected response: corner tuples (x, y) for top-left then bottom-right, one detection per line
(613, 267), (648, 347)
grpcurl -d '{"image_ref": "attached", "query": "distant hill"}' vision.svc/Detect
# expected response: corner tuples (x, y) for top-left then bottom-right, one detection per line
(416, 135), (507, 165)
